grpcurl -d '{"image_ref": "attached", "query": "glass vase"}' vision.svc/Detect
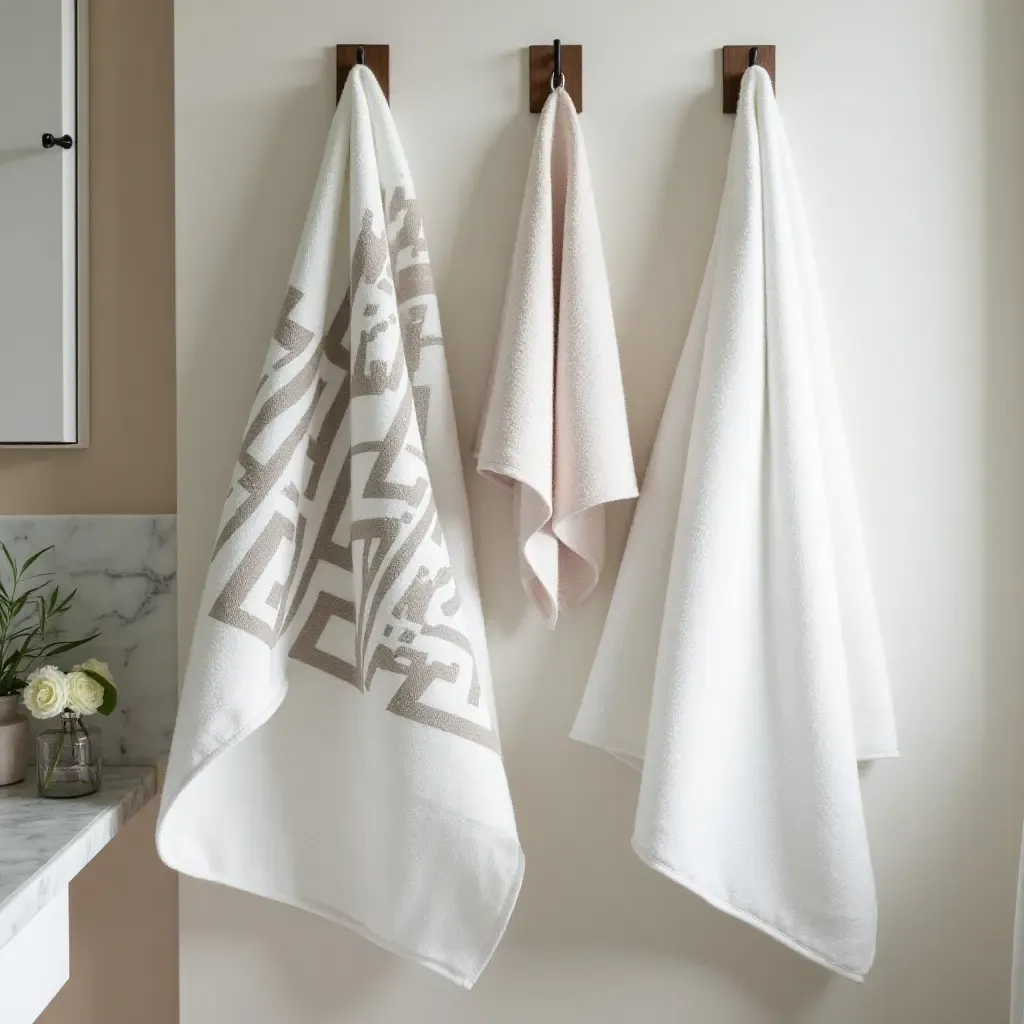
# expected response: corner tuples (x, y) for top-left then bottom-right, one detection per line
(36, 712), (101, 798)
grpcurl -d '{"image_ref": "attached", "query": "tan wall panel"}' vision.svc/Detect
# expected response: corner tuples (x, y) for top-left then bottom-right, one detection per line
(37, 803), (178, 1024)
(0, 2), (181, 1022)
(0, 0), (176, 514)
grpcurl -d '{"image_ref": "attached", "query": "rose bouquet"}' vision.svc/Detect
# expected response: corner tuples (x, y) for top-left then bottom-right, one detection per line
(0, 543), (108, 790)
(23, 659), (118, 794)
(22, 660), (118, 720)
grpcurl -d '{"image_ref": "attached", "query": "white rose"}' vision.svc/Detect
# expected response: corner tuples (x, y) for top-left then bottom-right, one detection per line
(66, 670), (104, 716)
(22, 666), (70, 719)
(74, 659), (113, 687)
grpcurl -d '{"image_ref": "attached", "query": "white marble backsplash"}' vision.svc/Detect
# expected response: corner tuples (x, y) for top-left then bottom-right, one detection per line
(0, 516), (176, 764)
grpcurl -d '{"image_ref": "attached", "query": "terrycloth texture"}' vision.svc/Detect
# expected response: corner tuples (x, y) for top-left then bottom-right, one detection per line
(157, 67), (523, 989)
(571, 66), (898, 980)
(476, 88), (637, 627)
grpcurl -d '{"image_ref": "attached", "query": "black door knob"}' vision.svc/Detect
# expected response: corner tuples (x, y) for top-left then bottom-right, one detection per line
(41, 133), (73, 150)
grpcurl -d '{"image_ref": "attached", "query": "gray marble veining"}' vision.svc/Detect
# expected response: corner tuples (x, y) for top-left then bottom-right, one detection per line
(0, 516), (177, 764)
(0, 766), (157, 949)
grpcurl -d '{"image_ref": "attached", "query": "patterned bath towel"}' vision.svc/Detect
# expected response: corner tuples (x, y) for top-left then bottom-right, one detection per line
(158, 66), (523, 989)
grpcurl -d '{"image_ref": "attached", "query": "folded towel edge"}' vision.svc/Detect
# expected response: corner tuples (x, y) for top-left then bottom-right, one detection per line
(157, 683), (287, 847)
(630, 839), (869, 983)
(159, 841), (526, 990)
(568, 726), (645, 772)
(157, 681), (527, 990)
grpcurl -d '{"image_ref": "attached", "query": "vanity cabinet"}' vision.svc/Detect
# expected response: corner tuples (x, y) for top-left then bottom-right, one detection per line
(0, 890), (70, 1024)
(0, 0), (87, 445)
(0, 768), (156, 1024)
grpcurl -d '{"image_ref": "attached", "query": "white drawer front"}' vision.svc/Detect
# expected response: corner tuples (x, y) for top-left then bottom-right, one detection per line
(0, 887), (70, 1024)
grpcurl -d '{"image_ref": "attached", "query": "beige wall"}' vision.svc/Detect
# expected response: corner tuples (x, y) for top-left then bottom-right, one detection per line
(0, 0), (176, 515)
(174, 1), (1024, 1021)
(39, 803), (178, 1023)
(24, 2), (178, 1023)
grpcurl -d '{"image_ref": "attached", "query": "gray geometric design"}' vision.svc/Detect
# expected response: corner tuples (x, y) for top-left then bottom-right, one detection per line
(206, 188), (496, 752)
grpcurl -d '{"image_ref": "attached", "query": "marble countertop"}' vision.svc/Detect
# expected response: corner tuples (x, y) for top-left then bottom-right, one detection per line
(0, 766), (157, 949)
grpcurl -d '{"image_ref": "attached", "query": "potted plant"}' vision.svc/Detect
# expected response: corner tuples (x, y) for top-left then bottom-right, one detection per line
(0, 543), (100, 786)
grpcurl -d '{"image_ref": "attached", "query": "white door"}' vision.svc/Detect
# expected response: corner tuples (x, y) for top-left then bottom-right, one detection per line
(0, 0), (83, 444)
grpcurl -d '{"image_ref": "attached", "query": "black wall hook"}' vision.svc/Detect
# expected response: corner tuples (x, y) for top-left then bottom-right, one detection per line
(41, 133), (73, 150)
(748, 46), (759, 67)
(356, 45), (365, 65)
(552, 38), (563, 89)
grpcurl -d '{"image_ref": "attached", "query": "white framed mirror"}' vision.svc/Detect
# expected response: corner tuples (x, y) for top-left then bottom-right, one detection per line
(0, 0), (88, 446)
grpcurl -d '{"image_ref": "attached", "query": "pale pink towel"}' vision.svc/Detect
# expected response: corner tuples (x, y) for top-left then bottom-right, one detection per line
(476, 88), (637, 628)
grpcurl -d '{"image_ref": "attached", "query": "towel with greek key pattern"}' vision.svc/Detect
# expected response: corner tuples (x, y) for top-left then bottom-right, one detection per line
(158, 66), (523, 989)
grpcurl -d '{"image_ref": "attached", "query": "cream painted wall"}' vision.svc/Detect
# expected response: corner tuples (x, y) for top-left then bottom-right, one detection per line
(174, 1), (1024, 1020)
(21, 2), (179, 1022)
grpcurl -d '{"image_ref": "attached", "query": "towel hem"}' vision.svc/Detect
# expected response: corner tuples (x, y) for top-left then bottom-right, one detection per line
(857, 748), (900, 761)
(569, 727), (645, 771)
(165, 844), (525, 991)
(631, 839), (867, 983)
(157, 686), (524, 990)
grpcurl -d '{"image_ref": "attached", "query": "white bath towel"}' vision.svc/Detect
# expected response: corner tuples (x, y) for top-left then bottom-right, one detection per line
(476, 87), (637, 627)
(157, 67), (524, 989)
(571, 66), (898, 980)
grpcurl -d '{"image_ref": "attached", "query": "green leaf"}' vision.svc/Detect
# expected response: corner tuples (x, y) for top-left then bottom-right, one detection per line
(22, 570), (55, 583)
(39, 633), (100, 658)
(84, 668), (118, 715)
(3, 635), (34, 670)
(20, 546), (53, 574)
(16, 583), (48, 603)
(1, 543), (17, 579)
(4, 626), (39, 642)
(0, 545), (103, 690)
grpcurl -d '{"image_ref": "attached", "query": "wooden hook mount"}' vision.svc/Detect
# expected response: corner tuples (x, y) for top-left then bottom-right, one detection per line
(529, 43), (582, 113)
(336, 44), (390, 103)
(722, 45), (775, 113)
